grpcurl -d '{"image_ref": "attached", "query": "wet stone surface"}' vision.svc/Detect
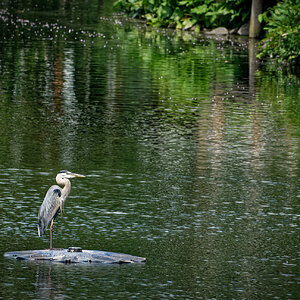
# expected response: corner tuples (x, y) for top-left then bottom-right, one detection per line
(4, 248), (146, 264)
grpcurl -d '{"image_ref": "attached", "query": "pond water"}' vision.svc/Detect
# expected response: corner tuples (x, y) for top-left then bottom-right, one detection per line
(0, 1), (299, 299)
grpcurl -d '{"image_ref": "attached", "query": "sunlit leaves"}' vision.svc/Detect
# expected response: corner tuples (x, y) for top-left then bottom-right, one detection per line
(114, 0), (250, 29)
(257, 0), (300, 65)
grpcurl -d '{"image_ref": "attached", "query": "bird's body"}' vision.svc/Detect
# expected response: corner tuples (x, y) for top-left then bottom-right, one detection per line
(38, 170), (85, 249)
(38, 185), (62, 237)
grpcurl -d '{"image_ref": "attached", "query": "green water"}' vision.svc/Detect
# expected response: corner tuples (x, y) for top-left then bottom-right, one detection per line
(0, 1), (299, 299)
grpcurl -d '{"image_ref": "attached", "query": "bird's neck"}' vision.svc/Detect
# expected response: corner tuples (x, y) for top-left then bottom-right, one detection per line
(57, 178), (71, 201)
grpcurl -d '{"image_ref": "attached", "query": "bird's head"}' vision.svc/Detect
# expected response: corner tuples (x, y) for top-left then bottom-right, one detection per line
(56, 170), (86, 181)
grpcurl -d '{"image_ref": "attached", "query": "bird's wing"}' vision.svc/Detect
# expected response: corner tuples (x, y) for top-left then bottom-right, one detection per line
(38, 185), (62, 237)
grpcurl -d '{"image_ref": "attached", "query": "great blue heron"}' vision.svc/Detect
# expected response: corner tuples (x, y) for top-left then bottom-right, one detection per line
(38, 170), (85, 249)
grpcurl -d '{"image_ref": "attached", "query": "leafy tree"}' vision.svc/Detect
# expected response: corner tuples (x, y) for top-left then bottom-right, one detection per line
(114, 0), (250, 30)
(258, 0), (300, 65)
(114, 0), (300, 65)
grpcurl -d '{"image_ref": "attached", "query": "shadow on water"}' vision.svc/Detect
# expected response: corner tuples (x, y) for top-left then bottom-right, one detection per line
(0, 0), (300, 299)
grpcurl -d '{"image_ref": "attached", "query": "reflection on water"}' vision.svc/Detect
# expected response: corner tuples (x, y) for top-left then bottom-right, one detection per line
(33, 262), (143, 299)
(0, 0), (300, 299)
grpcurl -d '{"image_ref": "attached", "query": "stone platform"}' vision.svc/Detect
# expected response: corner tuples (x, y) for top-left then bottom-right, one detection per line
(4, 247), (146, 264)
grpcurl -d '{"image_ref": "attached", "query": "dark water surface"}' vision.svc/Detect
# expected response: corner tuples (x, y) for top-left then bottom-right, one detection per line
(0, 1), (299, 299)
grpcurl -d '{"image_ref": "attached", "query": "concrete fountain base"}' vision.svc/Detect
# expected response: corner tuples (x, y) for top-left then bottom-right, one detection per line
(4, 247), (146, 264)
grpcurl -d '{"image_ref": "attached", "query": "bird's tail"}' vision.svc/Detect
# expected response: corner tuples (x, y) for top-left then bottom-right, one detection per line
(38, 224), (42, 237)
(38, 220), (46, 237)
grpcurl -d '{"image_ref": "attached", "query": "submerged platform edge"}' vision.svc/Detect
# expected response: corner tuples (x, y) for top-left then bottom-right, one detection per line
(4, 248), (146, 264)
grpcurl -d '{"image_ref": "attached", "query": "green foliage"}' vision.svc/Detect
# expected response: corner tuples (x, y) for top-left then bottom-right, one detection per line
(114, 0), (300, 66)
(257, 0), (300, 65)
(114, 0), (250, 30)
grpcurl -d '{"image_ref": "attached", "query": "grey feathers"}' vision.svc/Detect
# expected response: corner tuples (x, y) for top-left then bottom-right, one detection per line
(38, 185), (62, 237)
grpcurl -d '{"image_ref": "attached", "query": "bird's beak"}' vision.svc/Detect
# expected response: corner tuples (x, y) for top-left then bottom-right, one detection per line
(72, 173), (86, 178)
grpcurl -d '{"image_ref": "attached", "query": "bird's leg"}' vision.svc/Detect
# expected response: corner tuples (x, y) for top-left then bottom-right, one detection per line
(60, 201), (64, 217)
(50, 219), (54, 250)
